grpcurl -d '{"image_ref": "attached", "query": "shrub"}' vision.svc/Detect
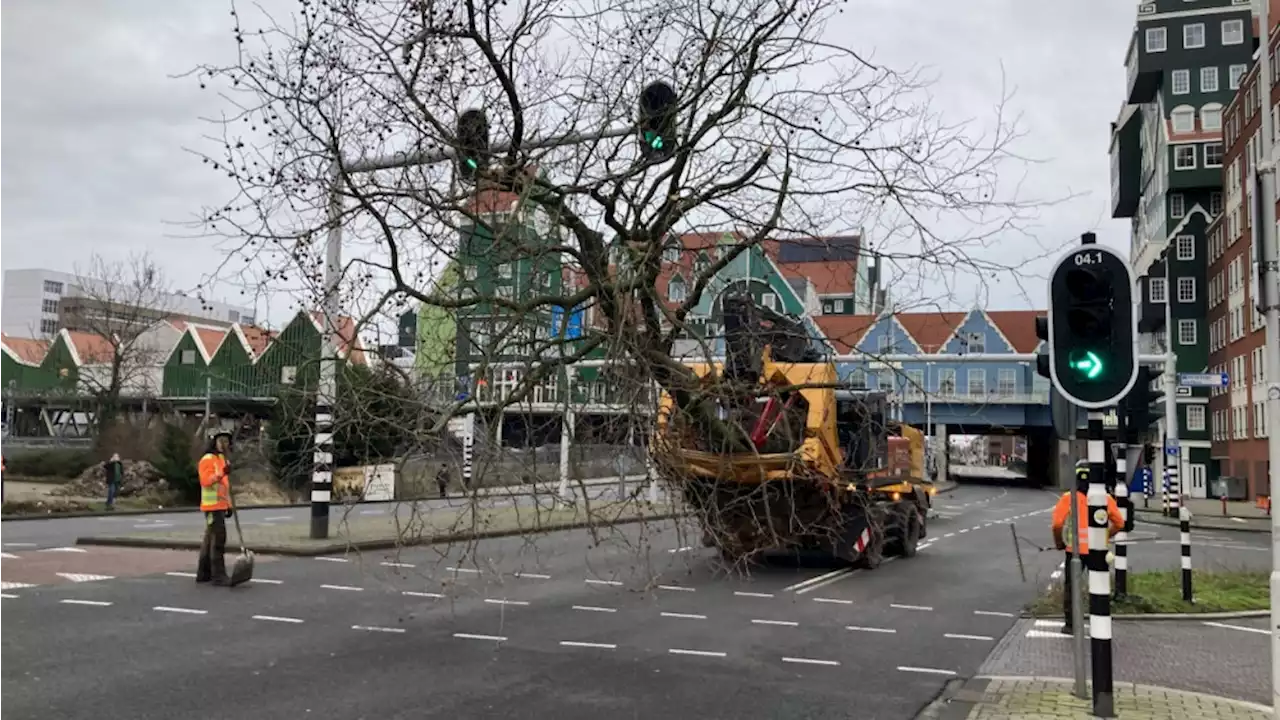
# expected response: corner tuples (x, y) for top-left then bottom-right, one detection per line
(152, 423), (200, 504)
(6, 449), (96, 478)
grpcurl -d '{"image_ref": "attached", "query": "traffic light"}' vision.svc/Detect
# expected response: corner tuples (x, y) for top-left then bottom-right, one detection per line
(638, 81), (678, 162)
(1034, 315), (1050, 378)
(456, 109), (490, 183)
(1122, 367), (1163, 433)
(1047, 238), (1138, 409)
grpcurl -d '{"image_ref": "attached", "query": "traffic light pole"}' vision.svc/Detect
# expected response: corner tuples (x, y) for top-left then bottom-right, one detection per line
(1254, 3), (1280, 716)
(1085, 409), (1115, 718)
(310, 122), (636, 539)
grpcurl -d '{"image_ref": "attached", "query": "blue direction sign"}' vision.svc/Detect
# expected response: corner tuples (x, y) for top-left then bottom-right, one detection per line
(1164, 443), (1180, 456)
(1178, 372), (1229, 388)
(549, 305), (584, 339)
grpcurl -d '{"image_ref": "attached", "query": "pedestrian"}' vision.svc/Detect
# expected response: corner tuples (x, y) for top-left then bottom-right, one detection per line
(196, 429), (234, 586)
(436, 463), (450, 498)
(1051, 462), (1124, 635)
(104, 453), (123, 510)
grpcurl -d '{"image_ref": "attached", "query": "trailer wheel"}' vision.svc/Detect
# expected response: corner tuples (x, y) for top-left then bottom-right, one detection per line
(897, 511), (920, 559)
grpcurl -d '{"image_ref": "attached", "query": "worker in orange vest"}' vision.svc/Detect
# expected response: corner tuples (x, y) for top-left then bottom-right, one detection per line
(196, 429), (234, 585)
(1051, 463), (1124, 635)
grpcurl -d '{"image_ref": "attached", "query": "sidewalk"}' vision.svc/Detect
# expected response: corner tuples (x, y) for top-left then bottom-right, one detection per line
(1130, 497), (1270, 533)
(920, 677), (1271, 719)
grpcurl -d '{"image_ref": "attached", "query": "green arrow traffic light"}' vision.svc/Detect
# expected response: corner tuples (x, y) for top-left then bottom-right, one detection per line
(1069, 350), (1104, 380)
(644, 130), (664, 150)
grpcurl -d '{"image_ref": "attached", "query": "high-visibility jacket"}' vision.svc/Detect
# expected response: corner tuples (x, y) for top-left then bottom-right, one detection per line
(198, 453), (230, 512)
(1052, 490), (1124, 555)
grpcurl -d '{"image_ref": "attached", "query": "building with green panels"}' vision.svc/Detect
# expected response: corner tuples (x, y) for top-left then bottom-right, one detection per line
(415, 261), (459, 382)
(1111, 0), (1253, 497)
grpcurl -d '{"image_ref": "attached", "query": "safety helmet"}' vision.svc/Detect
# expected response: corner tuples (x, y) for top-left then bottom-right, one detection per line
(207, 428), (233, 441)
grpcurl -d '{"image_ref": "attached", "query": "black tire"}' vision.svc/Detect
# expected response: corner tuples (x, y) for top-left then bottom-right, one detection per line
(897, 511), (920, 558)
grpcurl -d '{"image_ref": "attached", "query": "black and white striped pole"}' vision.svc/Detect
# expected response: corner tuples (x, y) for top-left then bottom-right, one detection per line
(1170, 441), (1193, 602)
(1112, 443), (1130, 598)
(1086, 410), (1115, 718)
(462, 412), (475, 493)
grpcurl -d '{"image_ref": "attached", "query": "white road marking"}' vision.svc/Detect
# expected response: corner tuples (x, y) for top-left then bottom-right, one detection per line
(354, 625), (406, 634)
(254, 615), (304, 624)
(890, 603), (933, 612)
(668, 648), (727, 658)
(782, 656), (840, 666)
(660, 611), (707, 620)
(1033, 619), (1062, 627)
(958, 529), (970, 534)
(56, 572), (114, 583)
(3, 543), (35, 548)
(60, 599), (113, 607)
(485, 599), (530, 607)
(380, 561), (415, 568)
(264, 516), (291, 521)
(898, 666), (957, 676)
(0, 582), (35, 590)
(585, 579), (622, 586)
(39, 547), (87, 553)
(454, 632), (507, 642)
(154, 606), (207, 615)
(0, 593), (18, 599)
(945, 633), (994, 642)
(943, 533), (955, 538)
(572, 605), (617, 613)
(403, 591), (445, 599)
(446, 567), (481, 574)
(668, 547), (694, 553)
(847, 625), (896, 634)
(813, 597), (853, 605)
(133, 523), (173, 529)
(249, 578), (282, 585)
(657, 584), (696, 593)
(1027, 630), (1073, 639)
(166, 571), (197, 578)
(360, 510), (381, 515)
(735, 591), (775, 598)
(560, 641), (617, 649)
(783, 568), (852, 592)
(1, 552), (18, 559)
(320, 584), (364, 592)
(1203, 621), (1269, 635)
(315, 557), (348, 563)
(752, 619), (799, 627)
(513, 572), (551, 580)
(974, 610), (1016, 618)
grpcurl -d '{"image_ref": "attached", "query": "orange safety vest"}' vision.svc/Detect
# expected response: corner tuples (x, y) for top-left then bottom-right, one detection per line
(1051, 491), (1124, 554)
(198, 453), (230, 512)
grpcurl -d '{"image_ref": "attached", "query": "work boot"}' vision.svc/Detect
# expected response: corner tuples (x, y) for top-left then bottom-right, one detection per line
(211, 575), (230, 587)
(1060, 624), (1073, 635)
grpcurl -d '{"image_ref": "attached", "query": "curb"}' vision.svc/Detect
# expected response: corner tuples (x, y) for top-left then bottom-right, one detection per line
(75, 510), (694, 557)
(971, 676), (1273, 714)
(1136, 516), (1271, 534)
(1021, 609), (1269, 621)
(0, 477), (646, 522)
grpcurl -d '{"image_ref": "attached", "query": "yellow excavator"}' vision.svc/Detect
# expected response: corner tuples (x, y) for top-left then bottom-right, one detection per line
(652, 296), (935, 566)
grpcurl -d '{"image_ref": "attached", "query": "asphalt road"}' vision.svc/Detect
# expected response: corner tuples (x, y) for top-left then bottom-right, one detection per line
(0, 477), (654, 550)
(0, 484), (1087, 720)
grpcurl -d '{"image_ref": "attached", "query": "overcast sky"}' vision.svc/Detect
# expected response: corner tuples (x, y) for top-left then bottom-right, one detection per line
(2, 0), (1138, 328)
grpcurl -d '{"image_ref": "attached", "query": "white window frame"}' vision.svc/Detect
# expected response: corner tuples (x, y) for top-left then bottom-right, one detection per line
(1177, 276), (1197, 302)
(498, 262), (513, 279)
(1150, 277), (1167, 303)
(822, 301), (833, 314)
(668, 276), (687, 303)
(1210, 191), (1224, 216)
(181, 350), (197, 365)
(848, 369), (868, 390)
(1221, 18), (1244, 46)
(761, 293), (777, 311)
(966, 369), (987, 396)
(1204, 141), (1224, 168)
(1171, 107), (1196, 133)
(1201, 105), (1223, 131)
(1174, 144), (1197, 170)
(1146, 27), (1168, 52)
(1170, 193), (1186, 218)
(878, 334), (893, 354)
(1187, 405), (1206, 432)
(1177, 318), (1198, 345)
(905, 369), (925, 398)
(464, 264), (478, 281)
(281, 366), (298, 385)
(662, 245), (680, 263)
(997, 368), (1017, 397)
(965, 331), (986, 354)
(1200, 66), (1220, 92)
(1176, 234), (1195, 261)
(1184, 22), (1206, 49)
(1230, 63), (1248, 89)
(938, 369), (957, 395)
(1171, 69), (1191, 95)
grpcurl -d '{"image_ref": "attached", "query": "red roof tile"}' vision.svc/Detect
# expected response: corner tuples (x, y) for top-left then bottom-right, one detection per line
(65, 331), (116, 365)
(895, 312), (967, 354)
(2, 335), (50, 365)
(985, 310), (1042, 353)
(814, 315), (876, 353)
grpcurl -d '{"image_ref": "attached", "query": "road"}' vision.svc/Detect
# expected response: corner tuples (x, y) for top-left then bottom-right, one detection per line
(0, 477), (652, 550)
(3, 483), (1247, 720)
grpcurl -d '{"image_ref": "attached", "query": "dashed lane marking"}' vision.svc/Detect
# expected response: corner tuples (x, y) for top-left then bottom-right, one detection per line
(254, 615), (304, 624)
(454, 632), (507, 642)
(783, 568), (852, 593)
(3, 543), (36, 548)
(735, 591), (774, 598)
(263, 516), (291, 521)
(39, 547), (88, 554)
(403, 591), (445, 599)
(380, 561), (415, 568)
(154, 606), (207, 615)
(974, 610), (1016, 618)
(898, 666), (957, 676)
(667, 547), (694, 553)
(660, 611), (707, 620)
(572, 605), (617, 613)
(354, 625), (406, 634)
(813, 597), (853, 605)
(316, 557), (348, 563)
(752, 619), (799, 627)
(166, 572), (197, 578)
(485, 599), (530, 607)
(657, 585), (696, 593)
(945, 633), (995, 642)
(56, 573), (114, 583)
(513, 572), (551, 580)
(133, 523), (173, 529)
(942, 533), (955, 538)
(668, 648), (727, 658)
(1203, 621), (1269, 635)
(847, 625), (896, 634)
(560, 641), (617, 649)
(782, 656), (840, 667)
(61, 599), (112, 607)
(320, 584), (364, 592)
(585, 579), (622, 587)
(890, 603), (933, 612)
(1, 552), (18, 559)
(446, 567), (481, 574)
(1, 593), (18, 599)
(249, 578), (282, 585)
(1, 582), (35, 590)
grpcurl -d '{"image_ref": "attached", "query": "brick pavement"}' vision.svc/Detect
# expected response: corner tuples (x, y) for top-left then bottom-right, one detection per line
(920, 677), (1271, 719)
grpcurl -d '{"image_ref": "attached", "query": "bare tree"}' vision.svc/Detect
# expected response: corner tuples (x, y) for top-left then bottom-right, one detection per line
(68, 253), (173, 433)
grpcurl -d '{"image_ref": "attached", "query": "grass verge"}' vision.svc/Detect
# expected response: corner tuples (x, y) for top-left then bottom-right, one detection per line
(1028, 569), (1269, 616)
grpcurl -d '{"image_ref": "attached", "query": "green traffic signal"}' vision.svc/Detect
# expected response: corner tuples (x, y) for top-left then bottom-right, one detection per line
(644, 131), (664, 150)
(465, 157), (479, 170)
(1068, 350), (1104, 380)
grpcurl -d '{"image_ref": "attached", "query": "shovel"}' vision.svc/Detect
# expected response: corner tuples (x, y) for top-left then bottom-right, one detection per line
(226, 485), (254, 587)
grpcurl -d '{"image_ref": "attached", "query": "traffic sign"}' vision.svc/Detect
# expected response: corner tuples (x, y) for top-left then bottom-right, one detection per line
(1177, 372), (1229, 388)
(1164, 443), (1180, 456)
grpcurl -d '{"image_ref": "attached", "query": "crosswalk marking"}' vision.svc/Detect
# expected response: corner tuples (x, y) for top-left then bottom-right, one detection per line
(56, 573), (115, 583)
